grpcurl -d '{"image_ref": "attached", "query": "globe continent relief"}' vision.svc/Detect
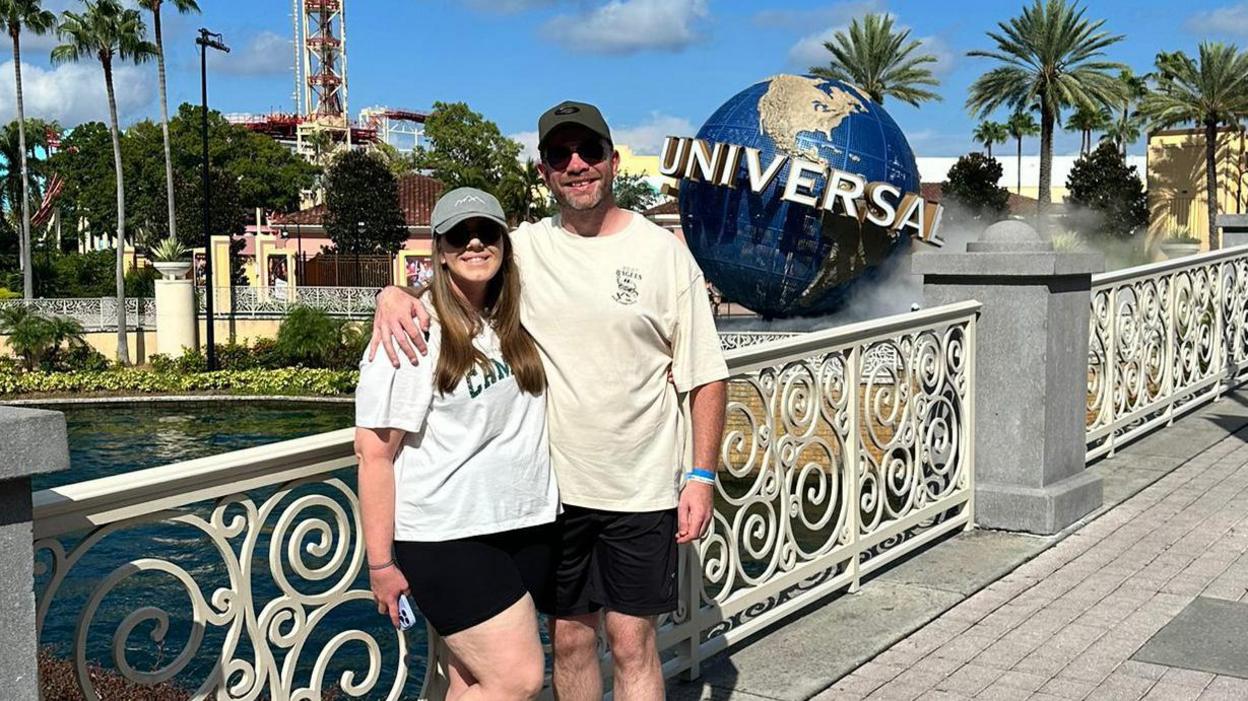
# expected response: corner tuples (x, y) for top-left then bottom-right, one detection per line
(678, 75), (922, 318)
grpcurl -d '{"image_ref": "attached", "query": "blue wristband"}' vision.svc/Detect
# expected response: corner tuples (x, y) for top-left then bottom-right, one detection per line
(689, 467), (716, 482)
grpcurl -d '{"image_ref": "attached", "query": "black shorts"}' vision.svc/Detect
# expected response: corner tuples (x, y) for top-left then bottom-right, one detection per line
(395, 523), (557, 636)
(554, 505), (679, 617)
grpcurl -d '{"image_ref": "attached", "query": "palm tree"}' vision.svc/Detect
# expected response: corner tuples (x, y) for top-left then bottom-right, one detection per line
(966, 0), (1126, 225)
(1112, 68), (1149, 156)
(1141, 43), (1248, 249)
(1065, 103), (1111, 154)
(972, 120), (1009, 158)
(809, 12), (941, 107)
(53, 0), (157, 365)
(0, 0), (55, 300)
(1006, 109), (1039, 194)
(139, 0), (198, 251)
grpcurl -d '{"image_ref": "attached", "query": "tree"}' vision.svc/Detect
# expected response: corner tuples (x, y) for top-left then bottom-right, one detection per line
(1006, 109), (1039, 194)
(138, 0), (199, 251)
(972, 120), (1009, 158)
(172, 165), (246, 250)
(1140, 43), (1248, 249)
(967, 0), (1126, 226)
(323, 150), (406, 254)
(808, 12), (941, 106)
(415, 101), (522, 196)
(1109, 68), (1149, 156)
(612, 170), (658, 212)
(497, 158), (549, 224)
(0, 0), (55, 300)
(52, 0), (156, 365)
(941, 153), (1011, 227)
(1065, 142), (1147, 240)
(0, 119), (49, 221)
(1065, 103), (1110, 154)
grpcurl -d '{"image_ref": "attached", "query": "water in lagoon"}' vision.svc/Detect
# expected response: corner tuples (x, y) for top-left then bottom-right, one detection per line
(35, 401), (425, 698)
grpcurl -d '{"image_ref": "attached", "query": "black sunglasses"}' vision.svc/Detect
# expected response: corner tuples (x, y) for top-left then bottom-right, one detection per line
(541, 139), (609, 170)
(441, 221), (504, 249)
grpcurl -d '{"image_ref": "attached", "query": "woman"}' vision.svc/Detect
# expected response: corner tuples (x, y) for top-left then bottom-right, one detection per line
(355, 187), (555, 700)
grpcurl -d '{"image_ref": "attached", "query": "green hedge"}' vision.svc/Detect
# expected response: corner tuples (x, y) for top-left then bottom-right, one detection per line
(0, 367), (358, 398)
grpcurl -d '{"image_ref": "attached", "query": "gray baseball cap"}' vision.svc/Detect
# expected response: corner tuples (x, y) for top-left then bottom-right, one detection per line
(430, 187), (508, 235)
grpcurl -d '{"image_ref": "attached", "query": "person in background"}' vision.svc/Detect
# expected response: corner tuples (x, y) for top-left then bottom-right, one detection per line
(355, 187), (557, 700)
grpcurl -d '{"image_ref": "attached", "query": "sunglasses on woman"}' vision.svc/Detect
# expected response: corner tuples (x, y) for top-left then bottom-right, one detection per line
(441, 221), (504, 249)
(540, 139), (609, 171)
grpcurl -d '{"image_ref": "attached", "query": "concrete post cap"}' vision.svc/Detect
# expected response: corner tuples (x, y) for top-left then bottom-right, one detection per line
(0, 407), (70, 480)
(967, 220), (1054, 253)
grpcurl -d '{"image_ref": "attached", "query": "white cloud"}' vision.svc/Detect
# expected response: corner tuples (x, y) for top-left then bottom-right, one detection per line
(919, 35), (956, 77)
(209, 31), (290, 76)
(0, 60), (153, 127)
(611, 112), (694, 155)
(511, 129), (540, 162)
(1185, 3), (1248, 35)
(542, 0), (709, 55)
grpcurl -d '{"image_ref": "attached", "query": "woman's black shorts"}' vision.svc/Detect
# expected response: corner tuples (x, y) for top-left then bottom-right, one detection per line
(395, 522), (557, 636)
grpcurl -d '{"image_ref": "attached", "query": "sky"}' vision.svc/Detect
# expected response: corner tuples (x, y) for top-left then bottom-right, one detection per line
(0, 0), (1245, 159)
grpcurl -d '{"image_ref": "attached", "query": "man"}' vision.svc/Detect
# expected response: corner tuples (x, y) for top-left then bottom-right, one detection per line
(370, 100), (728, 700)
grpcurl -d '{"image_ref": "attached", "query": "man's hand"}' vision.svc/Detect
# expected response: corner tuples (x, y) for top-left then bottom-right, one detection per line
(368, 286), (431, 367)
(369, 563), (411, 629)
(676, 480), (714, 544)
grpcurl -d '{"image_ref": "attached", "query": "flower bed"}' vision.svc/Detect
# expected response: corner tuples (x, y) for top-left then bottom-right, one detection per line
(0, 367), (358, 398)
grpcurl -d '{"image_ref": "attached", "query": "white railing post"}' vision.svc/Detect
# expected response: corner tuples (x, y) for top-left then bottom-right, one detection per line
(845, 345), (862, 593)
(1105, 286), (1119, 455)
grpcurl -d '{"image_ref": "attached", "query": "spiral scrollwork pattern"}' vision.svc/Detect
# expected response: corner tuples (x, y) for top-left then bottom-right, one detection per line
(671, 304), (976, 662)
(1086, 248), (1248, 461)
(34, 468), (415, 701)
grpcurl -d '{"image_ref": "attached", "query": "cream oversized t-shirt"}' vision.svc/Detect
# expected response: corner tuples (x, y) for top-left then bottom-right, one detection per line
(511, 212), (729, 512)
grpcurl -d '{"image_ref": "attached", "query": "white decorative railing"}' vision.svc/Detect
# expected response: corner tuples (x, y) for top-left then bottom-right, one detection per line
(0, 297), (155, 331)
(31, 300), (980, 698)
(1087, 245), (1248, 461)
(197, 286), (379, 319)
(717, 331), (800, 351)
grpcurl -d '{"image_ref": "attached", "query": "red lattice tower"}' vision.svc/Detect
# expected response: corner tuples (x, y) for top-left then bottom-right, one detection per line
(301, 0), (347, 123)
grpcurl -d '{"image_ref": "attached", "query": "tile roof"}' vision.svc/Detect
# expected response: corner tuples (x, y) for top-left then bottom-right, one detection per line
(271, 173), (445, 228)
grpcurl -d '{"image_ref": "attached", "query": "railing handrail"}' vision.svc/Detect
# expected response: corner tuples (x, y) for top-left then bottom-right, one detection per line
(724, 299), (982, 374)
(1092, 243), (1248, 286)
(31, 301), (982, 539)
(32, 427), (355, 540)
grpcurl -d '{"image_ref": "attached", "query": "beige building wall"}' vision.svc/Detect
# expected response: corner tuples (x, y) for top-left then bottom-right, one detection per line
(0, 330), (159, 364)
(1148, 128), (1248, 249)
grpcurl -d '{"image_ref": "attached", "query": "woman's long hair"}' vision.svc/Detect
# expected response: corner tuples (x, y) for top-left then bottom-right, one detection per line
(428, 222), (546, 396)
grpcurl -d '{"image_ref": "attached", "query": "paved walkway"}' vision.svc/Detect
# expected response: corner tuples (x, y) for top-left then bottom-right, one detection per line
(817, 419), (1248, 700)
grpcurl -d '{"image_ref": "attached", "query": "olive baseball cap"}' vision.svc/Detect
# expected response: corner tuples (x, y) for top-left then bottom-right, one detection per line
(430, 187), (508, 235)
(537, 100), (613, 150)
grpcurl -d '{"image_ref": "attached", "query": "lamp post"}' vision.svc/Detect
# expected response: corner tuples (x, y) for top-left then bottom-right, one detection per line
(197, 28), (229, 371)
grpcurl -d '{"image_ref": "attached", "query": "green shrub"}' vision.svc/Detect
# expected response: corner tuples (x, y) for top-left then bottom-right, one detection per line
(173, 346), (207, 373)
(277, 306), (342, 367)
(216, 342), (258, 370)
(0, 287), (18, 300)
(148, 353), (175, 373)
(46, 343), (110, 373)
(250, 337), (285, 369)
(0, 367), (358, 397)
(0, 306), (87, 370)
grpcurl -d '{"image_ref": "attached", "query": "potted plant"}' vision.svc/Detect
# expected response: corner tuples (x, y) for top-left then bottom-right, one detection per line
(151, 238), (192, 280)
(1160, 228), (1202, 259)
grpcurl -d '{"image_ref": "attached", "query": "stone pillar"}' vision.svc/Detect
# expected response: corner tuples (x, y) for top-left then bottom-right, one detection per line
(913, 221), (1104, 534)
(0, 407), (69, 697)
(1218, 214), (1248, 249)
(154, 264), (197, 357)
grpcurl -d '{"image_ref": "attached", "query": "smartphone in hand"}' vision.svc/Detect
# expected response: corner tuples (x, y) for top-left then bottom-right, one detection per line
(397, 594), (417, 631)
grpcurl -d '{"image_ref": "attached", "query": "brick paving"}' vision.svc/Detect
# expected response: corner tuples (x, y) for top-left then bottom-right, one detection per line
(814, 431), (1248, 701)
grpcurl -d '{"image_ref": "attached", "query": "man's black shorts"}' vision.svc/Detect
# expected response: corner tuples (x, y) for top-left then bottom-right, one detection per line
(553, 505), (679, 617)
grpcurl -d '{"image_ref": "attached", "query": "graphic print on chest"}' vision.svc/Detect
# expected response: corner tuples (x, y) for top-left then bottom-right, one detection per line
(612, 266), (642, 305)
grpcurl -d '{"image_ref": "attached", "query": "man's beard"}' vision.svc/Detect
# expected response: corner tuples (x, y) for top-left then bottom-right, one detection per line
(554, 178), (609, 211)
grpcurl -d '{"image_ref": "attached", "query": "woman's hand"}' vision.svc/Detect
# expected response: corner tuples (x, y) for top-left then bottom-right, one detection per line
(370, 563), (411, 629)
(368, 286), (432, 367)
